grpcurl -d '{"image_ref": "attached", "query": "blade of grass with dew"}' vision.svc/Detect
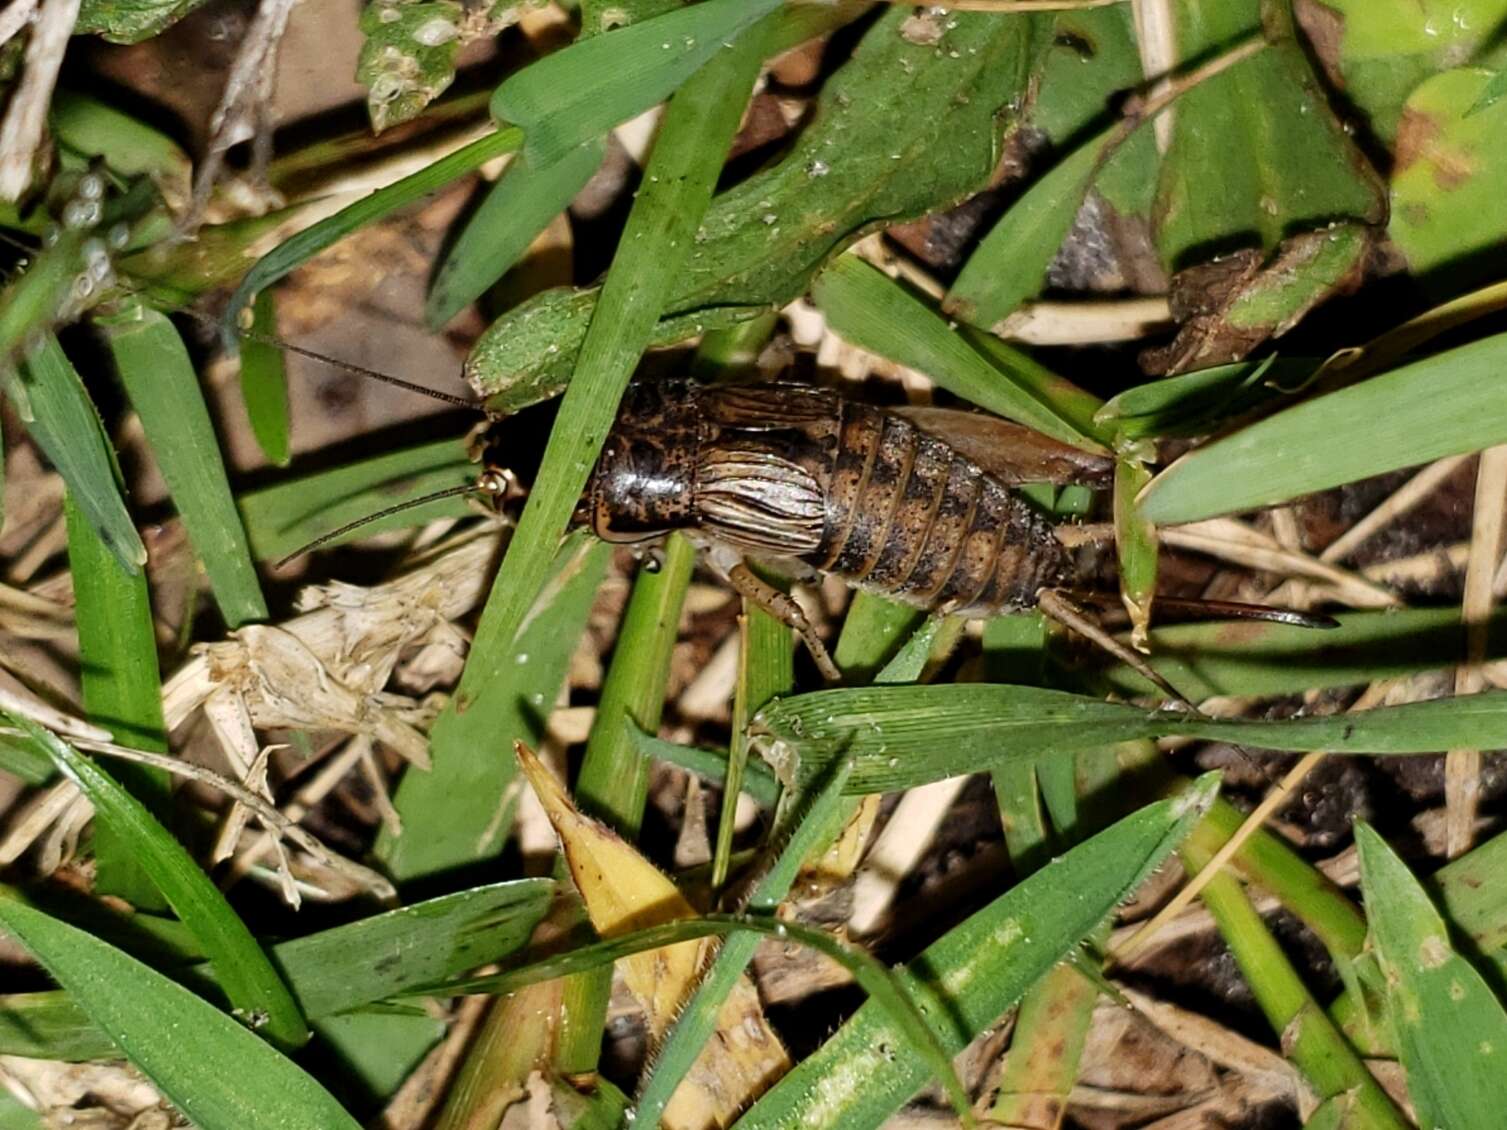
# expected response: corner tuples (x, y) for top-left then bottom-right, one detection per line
(12, 335), (144, 571)
(1098, 606), (1507, 701)
(0, 895), (359, 1130)
(1356, 821), (1507, 1129)
(754, 684), (1507, 794)
(490, 0), (781, 164)
(425, 138), (605, 328)
(552, 534), (695, 1077)
(239, 288), (290, 466)
(0, 878), (554, 1060)
(1189, 864), (1408, 1129)
(7, 716), (307, 1048)
(64, 494), (168, 908)
(729, 776), (1219, 1130)
(220, 127), (523, 343)
(378, 537), (608, 881)
(466, 5), (1037, 405)
(425, 16), (771, 851)
(810, 254), (1107, 451)
(237, 436), (474, 561)
(98, 300), (265, 625)
(1141, 330), (1507, 523)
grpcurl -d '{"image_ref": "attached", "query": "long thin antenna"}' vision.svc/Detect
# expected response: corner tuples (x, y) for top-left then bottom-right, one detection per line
(274, 482), (485, 568)
(231, 326), (483, 411)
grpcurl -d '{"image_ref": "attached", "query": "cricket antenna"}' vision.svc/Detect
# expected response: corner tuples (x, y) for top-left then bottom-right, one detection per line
(232, 327), (484, 412)
(274, 481), (489, 568)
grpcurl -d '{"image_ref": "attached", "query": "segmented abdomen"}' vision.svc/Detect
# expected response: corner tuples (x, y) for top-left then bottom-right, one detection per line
(805, 402), (1066, 615)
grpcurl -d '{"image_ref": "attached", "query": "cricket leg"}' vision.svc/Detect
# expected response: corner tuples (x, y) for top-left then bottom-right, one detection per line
(1037, 587), (1199, 712)
(728, 562), (843, 683)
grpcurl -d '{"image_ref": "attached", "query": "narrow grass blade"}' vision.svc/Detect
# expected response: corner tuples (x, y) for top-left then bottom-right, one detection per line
(13, 336), (144, 571)
(628, 728), (780, 809)
(491, 0), (780, 164)
(730, 777), (1218, 1130)
(1356, 821), (1507, 1130)
(239, 289), (291, 466)
(427, 19), (769, 830)
(425, 140), (604, 328)
(0, 229), (85, 368)
(1113, 455), (1157, 645)
(811, 255), (1106, 451)
(221, 127), (523, 344)
(237, 437), (474, 561)
(64, 493), (168, 908)
(5, 716), (308, 1050)
(1141, 331), (1507, 523)
(99, 301), (265, 626)
(0, 879), (554, 1059)
(378, 537), (608, 881)
(945, 126), (1106, 330)
(754, 685), (1507, 793)
(0, 896), (359, 1130)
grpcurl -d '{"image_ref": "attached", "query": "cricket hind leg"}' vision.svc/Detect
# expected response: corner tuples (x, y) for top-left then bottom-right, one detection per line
(727, 562), (843, 684)
(1036, 587), (1200, 712)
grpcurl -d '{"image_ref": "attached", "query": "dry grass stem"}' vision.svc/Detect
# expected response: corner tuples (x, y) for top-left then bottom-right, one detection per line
(848, 775), (969, 936)
(1446, 446), (1507, 856)
(0, 0), (78, 200)
(1163, 519), (1399, 607)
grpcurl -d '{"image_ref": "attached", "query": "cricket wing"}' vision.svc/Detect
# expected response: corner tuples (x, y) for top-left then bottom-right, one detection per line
(892, 406), (1114, 488)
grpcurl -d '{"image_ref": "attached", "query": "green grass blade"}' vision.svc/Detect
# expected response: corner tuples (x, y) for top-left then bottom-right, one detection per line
(755, 685), (1507, 793)
(239, 289), (291, 466)
(0, 895), (359, 1130)
(426, 18), (769, 831)
(237, 437), (474, 561)
(272, 878), (553, 1017)
(491, 0), (780, 163)
(731, 777), (1218, 1130)
(13, 335), (144, 572)
(426, 140), (604, 328)
(811, 255), (1107, 450)
(221, 127), (523, 343)
(1356, 821), (1507, 1130)
(64, 492), (168, 907)
(945, 126), (1107, 330)
(627, 727), (781, 809)
(378, 537), (608, 881)
(0, 230), (85, 368)
(0, 879), (554, 1059)
(99, 301), (265, 626)
(6, 715), (308, 1050)
(1141, 331), (1507, 523)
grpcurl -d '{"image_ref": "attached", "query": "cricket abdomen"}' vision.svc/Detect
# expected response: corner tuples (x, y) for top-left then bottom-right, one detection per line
(805, 402), (1068, 616)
